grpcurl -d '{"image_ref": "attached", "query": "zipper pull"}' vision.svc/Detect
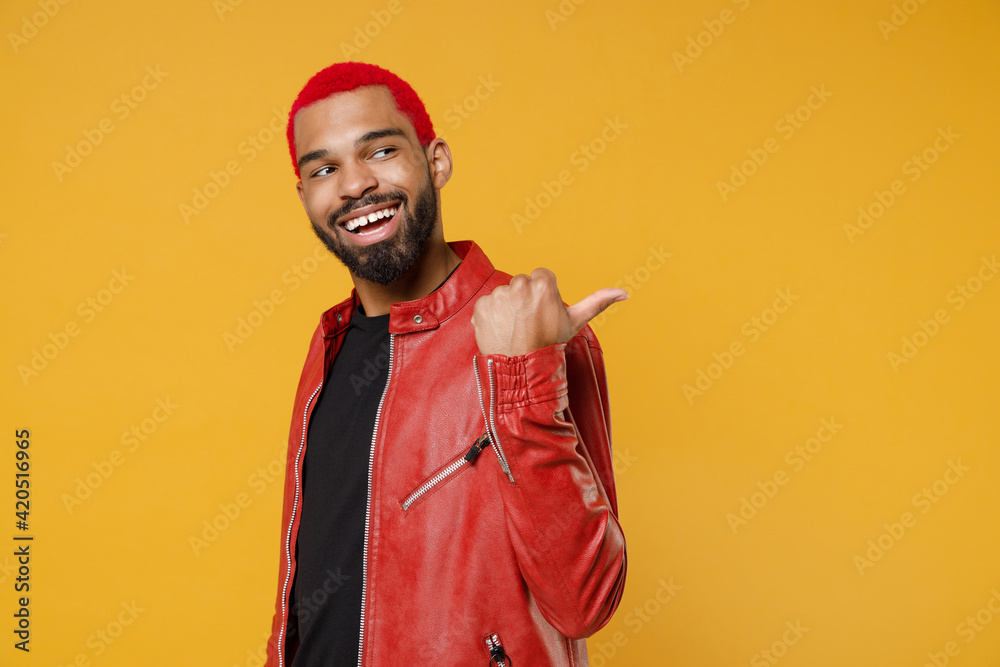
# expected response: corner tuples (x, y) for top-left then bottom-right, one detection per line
(484, 633), (511, 666)
(465, 433), (491, 463)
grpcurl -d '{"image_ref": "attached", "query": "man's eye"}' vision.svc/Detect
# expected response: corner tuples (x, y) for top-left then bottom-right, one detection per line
(372, 147), (396, 159)
(313, 166), (336, 177)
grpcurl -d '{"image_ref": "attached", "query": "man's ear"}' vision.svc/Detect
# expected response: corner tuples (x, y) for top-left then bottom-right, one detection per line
(296, 179), (306, 207)
(425, 137), (453, 189)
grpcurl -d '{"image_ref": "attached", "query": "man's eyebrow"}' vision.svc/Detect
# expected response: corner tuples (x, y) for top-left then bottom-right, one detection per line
(297, 149), (329, 170)
(355, 128), (406, 148)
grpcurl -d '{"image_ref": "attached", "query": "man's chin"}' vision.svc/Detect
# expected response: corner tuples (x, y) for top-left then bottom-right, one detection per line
(312, 224), (412, 285)
(308, 177), (437, 286)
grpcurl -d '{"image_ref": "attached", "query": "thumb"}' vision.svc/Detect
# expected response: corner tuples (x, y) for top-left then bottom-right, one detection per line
(566, 287), (629, 334)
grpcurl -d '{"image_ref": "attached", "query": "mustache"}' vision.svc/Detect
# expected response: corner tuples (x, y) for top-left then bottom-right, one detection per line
(327, 191), (407, 227)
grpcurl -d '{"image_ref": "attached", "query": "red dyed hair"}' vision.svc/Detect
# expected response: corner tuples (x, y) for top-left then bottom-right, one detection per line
(286, 61), (436, 178)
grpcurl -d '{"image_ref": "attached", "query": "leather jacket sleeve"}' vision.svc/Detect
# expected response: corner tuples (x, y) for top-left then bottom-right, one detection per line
(473, 328), (627, 639)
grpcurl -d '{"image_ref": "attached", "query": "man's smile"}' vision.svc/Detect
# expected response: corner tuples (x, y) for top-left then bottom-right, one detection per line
(341, 204), (398, 234)
(329, 199), (404, 247)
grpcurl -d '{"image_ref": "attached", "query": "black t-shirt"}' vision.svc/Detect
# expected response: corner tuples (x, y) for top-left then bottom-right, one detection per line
(290, 306), (391, 667)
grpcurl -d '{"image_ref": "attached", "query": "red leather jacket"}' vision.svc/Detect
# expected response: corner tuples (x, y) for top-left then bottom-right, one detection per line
(266, 240), (626, 666)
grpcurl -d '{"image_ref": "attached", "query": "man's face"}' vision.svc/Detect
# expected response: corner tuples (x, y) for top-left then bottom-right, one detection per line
(293, 86), (440, 285)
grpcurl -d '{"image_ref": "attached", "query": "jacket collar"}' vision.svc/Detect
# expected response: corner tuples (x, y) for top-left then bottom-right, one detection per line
(320, 240), (494, 339)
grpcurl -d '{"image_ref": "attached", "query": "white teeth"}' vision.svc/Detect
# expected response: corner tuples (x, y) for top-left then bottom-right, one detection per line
(344, 206), (396, 232)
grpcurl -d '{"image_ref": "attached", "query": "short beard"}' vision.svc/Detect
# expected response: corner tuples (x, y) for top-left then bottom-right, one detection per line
(310, 169), (438, 286)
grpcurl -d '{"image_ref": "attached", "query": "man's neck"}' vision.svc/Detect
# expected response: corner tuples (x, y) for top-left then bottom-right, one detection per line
(352, 240), (462, 316)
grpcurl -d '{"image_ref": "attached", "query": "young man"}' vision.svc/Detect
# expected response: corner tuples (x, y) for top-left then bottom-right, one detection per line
(266, 61), (627, 666)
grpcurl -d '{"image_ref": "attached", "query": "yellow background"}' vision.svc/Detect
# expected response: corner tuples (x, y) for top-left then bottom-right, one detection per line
(2, 0), (998, 665)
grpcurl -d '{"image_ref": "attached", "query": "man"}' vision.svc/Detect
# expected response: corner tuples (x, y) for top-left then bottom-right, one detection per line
(266, 61), (627, 666)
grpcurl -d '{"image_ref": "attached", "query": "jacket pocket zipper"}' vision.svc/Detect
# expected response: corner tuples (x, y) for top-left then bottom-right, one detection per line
(474, 358), (514, 483)
(484, 633), (512, 666)
(400, 433), (490, 511)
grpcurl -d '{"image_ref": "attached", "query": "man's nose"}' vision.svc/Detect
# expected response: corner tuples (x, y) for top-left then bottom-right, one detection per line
(338, 160), (378, 200)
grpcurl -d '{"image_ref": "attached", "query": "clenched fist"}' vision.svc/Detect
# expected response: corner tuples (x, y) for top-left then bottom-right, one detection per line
(471, 268), (628, 356)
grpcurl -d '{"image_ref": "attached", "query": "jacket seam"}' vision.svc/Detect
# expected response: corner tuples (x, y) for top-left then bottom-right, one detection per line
(437, 267), (496, 324)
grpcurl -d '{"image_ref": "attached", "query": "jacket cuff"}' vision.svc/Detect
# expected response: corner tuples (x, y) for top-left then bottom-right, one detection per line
(479, 343), (568, 411)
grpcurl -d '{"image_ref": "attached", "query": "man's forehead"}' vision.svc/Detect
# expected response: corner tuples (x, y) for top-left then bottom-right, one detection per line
(294, 85), (416, 145)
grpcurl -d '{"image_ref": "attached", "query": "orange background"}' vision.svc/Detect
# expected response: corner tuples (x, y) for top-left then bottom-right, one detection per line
(1, 0), (999, 665)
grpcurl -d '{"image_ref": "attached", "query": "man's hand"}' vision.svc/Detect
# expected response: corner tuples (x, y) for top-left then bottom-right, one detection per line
(472, 268), (628, 356)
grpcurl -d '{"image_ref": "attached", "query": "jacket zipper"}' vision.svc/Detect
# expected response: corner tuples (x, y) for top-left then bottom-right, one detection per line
(473, 358), (514, 483)
(400, 433), (490, 511)
(484, 633), (511, 666)
(278, 382), (323, 667)
(358, 333), (394, 667)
